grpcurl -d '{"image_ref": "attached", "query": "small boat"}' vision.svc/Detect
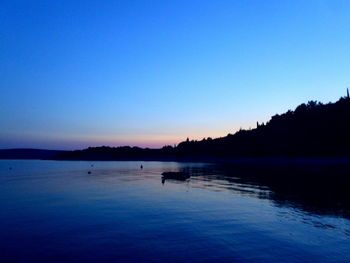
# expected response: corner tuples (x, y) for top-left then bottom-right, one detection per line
(161, 171), (190, 180)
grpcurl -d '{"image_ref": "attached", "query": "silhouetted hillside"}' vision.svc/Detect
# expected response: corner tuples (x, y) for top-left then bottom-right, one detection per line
(11, 94), (350, 161)
(6, 96), (350, 161)
(175, 95), (350, 158)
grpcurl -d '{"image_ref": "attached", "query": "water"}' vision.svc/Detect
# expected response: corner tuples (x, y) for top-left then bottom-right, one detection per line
(0, 160), (350, 262)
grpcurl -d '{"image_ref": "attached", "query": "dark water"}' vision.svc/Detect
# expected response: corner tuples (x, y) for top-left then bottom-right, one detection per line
(1, 160), (350, 262)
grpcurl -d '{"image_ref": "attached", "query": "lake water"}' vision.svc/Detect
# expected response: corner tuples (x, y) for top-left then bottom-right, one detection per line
(0, 160), (350, 262)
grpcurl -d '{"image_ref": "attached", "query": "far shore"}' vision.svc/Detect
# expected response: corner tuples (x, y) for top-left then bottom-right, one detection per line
(3, 150), (350, 166)
(46, 156), (350, 166)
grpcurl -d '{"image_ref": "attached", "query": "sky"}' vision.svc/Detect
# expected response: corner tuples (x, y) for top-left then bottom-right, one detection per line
(1, 0), (350, 150)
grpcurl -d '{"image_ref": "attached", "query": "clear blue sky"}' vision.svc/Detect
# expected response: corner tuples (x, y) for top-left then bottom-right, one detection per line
(1, 0), (350, 149)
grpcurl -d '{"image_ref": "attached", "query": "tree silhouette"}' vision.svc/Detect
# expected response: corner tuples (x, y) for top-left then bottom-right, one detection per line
(55, 92), (350, 160)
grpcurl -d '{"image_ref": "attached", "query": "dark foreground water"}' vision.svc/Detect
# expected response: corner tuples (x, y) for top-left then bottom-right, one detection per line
(0, 160), (350, 262)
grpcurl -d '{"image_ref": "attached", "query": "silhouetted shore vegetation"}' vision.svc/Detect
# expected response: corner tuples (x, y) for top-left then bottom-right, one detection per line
(53, 93), (350, 161)
(2, 94), (350, 161)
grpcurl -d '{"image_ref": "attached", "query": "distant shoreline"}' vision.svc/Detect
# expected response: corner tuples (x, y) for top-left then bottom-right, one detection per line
(3, 155), (350, 167)
(3, 94), (350, 161)
(50, 157), (350, 166)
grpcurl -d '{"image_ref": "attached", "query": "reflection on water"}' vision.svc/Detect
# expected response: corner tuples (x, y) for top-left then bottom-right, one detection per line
(181, 163), (350, 219)
(0, 160), (350, 262)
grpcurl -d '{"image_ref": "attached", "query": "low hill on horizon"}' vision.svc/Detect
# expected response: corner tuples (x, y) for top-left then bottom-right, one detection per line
(55, 94), (350, 160)
(2, 94), (350, 160)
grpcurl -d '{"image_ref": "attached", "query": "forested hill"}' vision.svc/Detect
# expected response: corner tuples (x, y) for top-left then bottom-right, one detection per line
(176, 96), (350, 158)
(51, 94), (350, 160)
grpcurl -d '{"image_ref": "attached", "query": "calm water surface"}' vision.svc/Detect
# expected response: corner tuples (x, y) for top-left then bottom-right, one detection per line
(0, 160), (349, 262)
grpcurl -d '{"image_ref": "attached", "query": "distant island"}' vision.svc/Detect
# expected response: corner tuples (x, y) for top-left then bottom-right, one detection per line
(2, 92), (350, 161)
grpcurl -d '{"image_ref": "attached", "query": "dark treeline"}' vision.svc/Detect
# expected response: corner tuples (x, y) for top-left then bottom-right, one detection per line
(56, 94), (350, 160)
(0, 149), (66, 160)
(55, 145), (175, 161)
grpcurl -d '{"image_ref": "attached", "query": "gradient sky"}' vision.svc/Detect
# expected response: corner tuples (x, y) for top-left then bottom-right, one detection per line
(1, 0), (350, 149)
